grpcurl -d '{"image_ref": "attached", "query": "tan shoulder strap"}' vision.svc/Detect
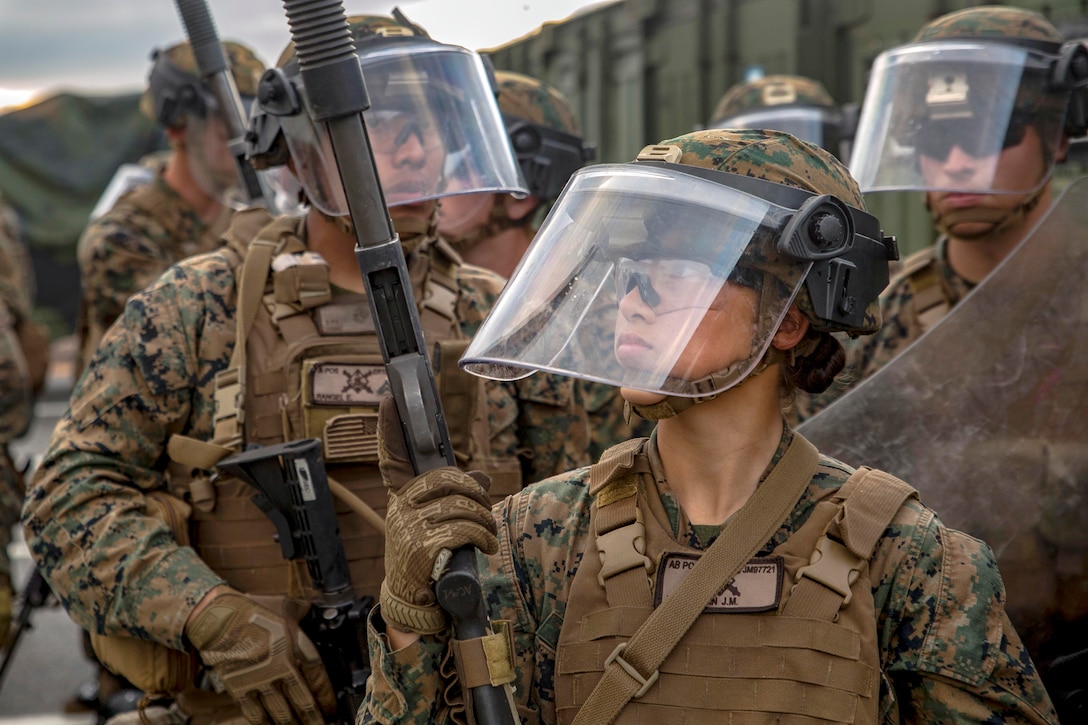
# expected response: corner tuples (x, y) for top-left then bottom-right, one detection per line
(588, 439), (654, 608)
(783, 467), (917, 621)
(572, 433), (820, 725)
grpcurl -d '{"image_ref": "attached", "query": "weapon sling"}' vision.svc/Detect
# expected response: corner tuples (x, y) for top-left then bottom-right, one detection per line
(572, 433), (819, 725)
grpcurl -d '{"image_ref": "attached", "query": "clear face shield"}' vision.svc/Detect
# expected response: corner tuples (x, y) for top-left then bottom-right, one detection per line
(850, 41), (1068, 194)
(713, 107), (843, 156)
(275, 43), (525, 216)
(184, 104), (247, 208)
(460, 164), (818, 398)
(186, 95), (304, 213)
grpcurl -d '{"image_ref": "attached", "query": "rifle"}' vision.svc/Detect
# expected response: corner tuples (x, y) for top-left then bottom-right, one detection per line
(274, 1), (518, 722)
(173, 0), (277, 209)
(0, 566), (54, 691)
(217, 438), (371, 725)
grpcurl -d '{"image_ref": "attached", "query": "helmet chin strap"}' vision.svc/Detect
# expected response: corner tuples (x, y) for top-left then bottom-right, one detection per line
(623, 347), (792, 423)
(929, 186), (1045, 241)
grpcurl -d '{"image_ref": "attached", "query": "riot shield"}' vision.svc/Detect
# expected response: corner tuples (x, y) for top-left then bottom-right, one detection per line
(798, 176), (1088, 674)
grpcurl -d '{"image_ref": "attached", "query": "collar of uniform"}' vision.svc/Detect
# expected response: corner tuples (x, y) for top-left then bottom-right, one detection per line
(935, 235), (978, 302)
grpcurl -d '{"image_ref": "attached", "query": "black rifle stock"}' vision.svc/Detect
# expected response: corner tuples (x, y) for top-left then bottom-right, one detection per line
(0, 566), (54, 691)
(276, 2), (518, 723)
(217, 438), (371, 724)
(174, 0), (274, 207)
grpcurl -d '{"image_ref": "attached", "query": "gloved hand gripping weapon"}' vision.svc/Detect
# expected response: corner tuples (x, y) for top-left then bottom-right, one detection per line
(174, 0), (277, 208)
(216, 439), (371, 725)
(272, 1), (518, 723)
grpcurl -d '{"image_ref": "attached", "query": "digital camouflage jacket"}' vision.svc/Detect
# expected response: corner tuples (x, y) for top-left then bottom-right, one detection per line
(75, 170), (232, 376)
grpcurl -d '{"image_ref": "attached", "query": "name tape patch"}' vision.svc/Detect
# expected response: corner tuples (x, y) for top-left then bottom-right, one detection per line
(310, 363), (388, 406)
(654, 553), (783, 613)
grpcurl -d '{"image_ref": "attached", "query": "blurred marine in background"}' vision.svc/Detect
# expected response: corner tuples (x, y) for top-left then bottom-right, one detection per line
(0, 191), (45, 649)
(74, 40), (266, 378)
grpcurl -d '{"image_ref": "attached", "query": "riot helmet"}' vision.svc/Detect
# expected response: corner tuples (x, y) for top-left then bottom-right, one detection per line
(460, 129), (896, 408)
(245, 14), (525, 217)
(709, 75), (847, 159)
(438, 70), (594, 249)
(496, 71), (595, 201)
(142, 40), (266, 205)
(850, 6), (1088, 196)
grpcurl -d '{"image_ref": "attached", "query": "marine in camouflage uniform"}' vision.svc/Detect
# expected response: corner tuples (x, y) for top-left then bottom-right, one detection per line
(810, 7), (1078, 397)
(75, 40), (266, 378)
(361, 129), (1055, 724)
(0, 191), (35, 646)
(438, 70), (652, 458)
(23, 15), (592, 725)
(792, 8), (1088, 717)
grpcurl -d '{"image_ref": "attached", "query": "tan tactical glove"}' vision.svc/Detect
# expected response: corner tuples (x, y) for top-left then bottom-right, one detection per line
(185, 589), (336, 725)
(378, 397), (499, 634)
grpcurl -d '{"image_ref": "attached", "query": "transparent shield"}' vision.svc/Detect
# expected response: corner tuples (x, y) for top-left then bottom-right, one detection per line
(460, 164), (812, 398)
(797, 176), (1088, 653)
(850, 42), (1067, 194)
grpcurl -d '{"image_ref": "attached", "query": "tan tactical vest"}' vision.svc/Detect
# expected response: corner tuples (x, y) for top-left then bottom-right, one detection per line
(169, 209), (522, 606)
(554, 439), (918, 724)
(901, 245), (957, 333)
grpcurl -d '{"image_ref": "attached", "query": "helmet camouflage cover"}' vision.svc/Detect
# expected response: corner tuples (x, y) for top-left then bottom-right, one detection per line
(275, 14), (429, 72)
(496, 70), (582, 136)
(495, 70), (592, 201)
(711, 74), (835, 122)
(140, 40), (266, 127)
(913, 5), (1063, 44)
(914, 5), (1068, 132)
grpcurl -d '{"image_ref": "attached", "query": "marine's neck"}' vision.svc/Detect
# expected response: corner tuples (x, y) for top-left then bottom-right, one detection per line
(653, 368), (784, 525)
(306, 212), (367, 293)
(459, 224), (534, 279)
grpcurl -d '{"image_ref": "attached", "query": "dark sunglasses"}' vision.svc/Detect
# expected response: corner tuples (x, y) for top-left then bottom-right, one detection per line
(914, 114), (1030, 161)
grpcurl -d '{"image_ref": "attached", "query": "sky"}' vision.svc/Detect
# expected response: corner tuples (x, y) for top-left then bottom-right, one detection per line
(0, 0), (613, 109)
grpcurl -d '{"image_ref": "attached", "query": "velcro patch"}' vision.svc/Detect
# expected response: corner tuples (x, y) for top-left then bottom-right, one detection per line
(310, 363), (388, 405)
(654, 553), (783, 613)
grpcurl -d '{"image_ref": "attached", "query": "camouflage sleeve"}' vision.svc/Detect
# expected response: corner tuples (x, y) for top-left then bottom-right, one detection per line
(360, 611), (452, 724)
(511, 373), (592, 482)
(0, 304), (32, 445)
(76, 210), (174, 368)
(22, 264), (227, 649)
(872, 501), (1058, 723)
(849, 274), (921, 384)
